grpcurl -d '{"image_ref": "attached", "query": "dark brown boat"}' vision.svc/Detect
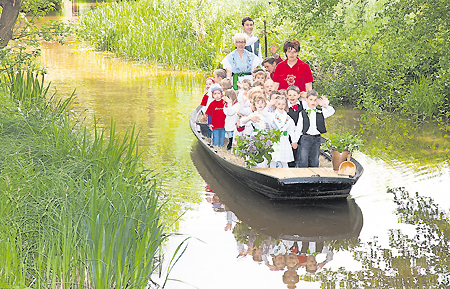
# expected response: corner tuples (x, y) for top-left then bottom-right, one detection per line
(191, 141), (363, 241)
(190, 105), (364, 200)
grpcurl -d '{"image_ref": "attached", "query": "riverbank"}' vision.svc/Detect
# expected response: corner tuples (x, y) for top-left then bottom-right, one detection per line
(0, 72), (167, 287)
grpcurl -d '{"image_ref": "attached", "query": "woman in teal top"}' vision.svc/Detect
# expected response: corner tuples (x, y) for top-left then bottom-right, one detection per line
(221, 33), (262, 90)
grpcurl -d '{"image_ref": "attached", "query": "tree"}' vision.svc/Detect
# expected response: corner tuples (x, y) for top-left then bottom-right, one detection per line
(0, 0), (23, 48)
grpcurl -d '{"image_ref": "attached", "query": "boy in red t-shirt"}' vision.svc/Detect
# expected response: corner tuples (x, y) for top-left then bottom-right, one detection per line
(205, 84), (226, 147)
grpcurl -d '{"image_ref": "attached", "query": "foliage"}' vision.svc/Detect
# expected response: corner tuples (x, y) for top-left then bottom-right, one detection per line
(0, 0), (72, 72)
(307, 187), (450, 287)
(233, 128), (281, 168)
(321, 132), (363, 153)
(0, 72), (178, 287)
(78, 0), (269, 70)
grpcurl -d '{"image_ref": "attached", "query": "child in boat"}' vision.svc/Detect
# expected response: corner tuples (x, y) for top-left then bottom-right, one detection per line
(223, 89), (240, 150)
(286, 85), (307, 167)
(200, 77), (215, 120)
(252, 80), (264, 89)
(253, 69), (267, 84)
(201, 69), (226, 114)
(237, 79), (251, 103)
(220, 78), (233, 90)
(240, 94), (272, 136)
(269, 95), (297, 168)
(239, 86), (263, 116)
(205, 84), (226, 147)
(263, 79), (275, 100)
(297, 90), (335, 168)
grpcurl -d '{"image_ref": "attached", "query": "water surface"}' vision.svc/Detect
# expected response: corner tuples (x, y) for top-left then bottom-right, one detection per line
(40, 2), (450, 287)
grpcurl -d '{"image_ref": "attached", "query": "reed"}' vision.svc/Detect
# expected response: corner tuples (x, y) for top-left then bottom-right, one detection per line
(79, 0), (269, 70)
(0, 72), (173, 287)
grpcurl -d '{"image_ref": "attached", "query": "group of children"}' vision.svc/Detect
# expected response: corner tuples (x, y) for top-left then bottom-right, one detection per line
(200, 68), (335, 168)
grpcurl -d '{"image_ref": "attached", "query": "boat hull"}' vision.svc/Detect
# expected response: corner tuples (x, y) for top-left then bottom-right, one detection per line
(190, 105), (363, 200)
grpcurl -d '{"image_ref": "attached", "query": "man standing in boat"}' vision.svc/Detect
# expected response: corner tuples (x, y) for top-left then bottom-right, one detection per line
(242, 16), (263, 62)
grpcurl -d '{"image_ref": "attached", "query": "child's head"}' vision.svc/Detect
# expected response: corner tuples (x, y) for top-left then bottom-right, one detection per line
(305, 255), (318, 273)
(286, 85), (300, 104)
(247, 87), (263, 102)
(251, 94), (267, 112)
(252, 80), (264, 89)
(263, 79), (275, 96)
(273, 254), (286, 270)
(274, 95), (288, 112)
(286, 253), (299, 269)
(210, 83), (223, 100)
(241, 79), (252, 91)
(213, 69), (226, 83)
(279, 89), (287, 97)
(220, 78), (232, 90)
(224, 89), (237, 104)
(306, 90), (319, 109)
(205, 77), (215, 91)
(253, 70), (267, 83)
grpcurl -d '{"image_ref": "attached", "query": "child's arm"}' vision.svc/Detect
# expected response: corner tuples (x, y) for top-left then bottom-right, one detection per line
(318, 96), (335, 118)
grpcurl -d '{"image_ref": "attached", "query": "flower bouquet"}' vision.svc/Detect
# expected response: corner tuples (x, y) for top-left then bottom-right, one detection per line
(233, 128), (281, 168)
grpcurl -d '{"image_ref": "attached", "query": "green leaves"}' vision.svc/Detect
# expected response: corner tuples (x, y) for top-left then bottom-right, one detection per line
(321, 132), (363, 153)
(233, 128), (281, 168)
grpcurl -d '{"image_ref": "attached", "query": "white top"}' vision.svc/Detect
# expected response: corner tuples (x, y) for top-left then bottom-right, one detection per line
(298, 106), (335, 135)
(246, 34), (263, 61)
(223, 102), (240, 132)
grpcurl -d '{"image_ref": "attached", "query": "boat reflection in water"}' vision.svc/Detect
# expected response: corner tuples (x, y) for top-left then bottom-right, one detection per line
(191, 141), (363, 288)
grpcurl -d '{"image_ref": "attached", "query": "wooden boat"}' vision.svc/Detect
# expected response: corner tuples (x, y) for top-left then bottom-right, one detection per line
(190, 105), (364, 200)
(191, 141), (363, 241)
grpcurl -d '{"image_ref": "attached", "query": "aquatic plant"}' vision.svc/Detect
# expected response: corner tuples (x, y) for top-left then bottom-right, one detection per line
(321, 132), (363, 153)
(0, 72), (177, 287)
(78, 0), (269, 70)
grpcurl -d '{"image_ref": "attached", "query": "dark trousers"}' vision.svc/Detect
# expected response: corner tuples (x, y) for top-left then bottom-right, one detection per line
(297, 135), (321, 168)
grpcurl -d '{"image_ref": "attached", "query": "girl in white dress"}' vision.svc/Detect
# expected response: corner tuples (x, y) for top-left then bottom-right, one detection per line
(269, 95), (298, 168)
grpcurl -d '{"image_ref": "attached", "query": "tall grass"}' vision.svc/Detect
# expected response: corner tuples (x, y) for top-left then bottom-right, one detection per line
(79, 0), (269, 70)
(0, 72), (175, 287)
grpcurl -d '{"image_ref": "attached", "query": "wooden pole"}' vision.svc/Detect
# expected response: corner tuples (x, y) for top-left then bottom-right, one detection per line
(263, 20), (267, 58)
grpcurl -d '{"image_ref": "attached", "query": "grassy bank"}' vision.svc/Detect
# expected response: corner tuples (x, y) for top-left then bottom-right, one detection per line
(0, 71), (169, 287)
(78, 0), (270, 70)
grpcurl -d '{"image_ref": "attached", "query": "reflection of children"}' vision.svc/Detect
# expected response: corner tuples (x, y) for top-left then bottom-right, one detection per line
(297, 90), (335, 167)
(283, 268), (300, 289)
(206, 84), (226, 147)
(285, 253), (299, 270)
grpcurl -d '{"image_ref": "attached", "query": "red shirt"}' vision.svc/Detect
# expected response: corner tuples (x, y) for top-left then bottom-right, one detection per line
(200, 92), (209, 106)
(272, 58), (313, 91)
(205, 100), (226, 129)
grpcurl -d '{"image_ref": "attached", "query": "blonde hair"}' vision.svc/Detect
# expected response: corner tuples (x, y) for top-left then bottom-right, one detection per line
(247, 87), (263, 102)
(251, 94), (267, 111)
(273, 95), (289, 112)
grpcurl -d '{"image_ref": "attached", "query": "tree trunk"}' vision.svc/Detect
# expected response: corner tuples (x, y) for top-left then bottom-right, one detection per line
(0, 0), (23, 48)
